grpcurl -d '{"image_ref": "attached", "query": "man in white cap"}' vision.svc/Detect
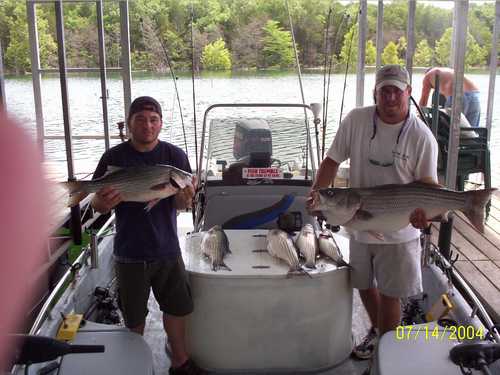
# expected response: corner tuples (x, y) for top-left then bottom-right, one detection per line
(308, 65), (438, 359)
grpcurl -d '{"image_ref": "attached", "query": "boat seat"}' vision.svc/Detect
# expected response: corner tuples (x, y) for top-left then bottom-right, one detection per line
(422, 107), (491, 192)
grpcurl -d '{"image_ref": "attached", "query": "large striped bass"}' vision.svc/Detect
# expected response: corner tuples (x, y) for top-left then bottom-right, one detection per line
(295, 224), (318, 268)
(266, 229), (301, 271)
(201, 225), (232, 271)
(62, 164), (192, 210)
(309, 182), (495, 234)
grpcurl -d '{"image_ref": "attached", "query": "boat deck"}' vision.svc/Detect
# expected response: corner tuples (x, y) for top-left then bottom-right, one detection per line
(429, 172), (500, 324)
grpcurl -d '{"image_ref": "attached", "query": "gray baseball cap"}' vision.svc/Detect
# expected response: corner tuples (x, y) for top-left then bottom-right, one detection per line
(375, 65), (410, 91)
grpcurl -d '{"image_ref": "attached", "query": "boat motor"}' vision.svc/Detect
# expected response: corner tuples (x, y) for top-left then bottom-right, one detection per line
(233, 119), (272, 167)
(11, 334), (104, 365)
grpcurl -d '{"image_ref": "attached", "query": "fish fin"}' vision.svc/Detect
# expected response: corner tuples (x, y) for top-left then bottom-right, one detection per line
(61, 180), (82, 195)
(354, 209), (373, 221)
(367, 231), (385, 241)
(144, 198), (161, 211)
(171, 175), (189, 189)
(151, 183), (168, 191)
(67, 191), (88, 207)
(462, 188), (496, 233)
(105, 165), (123, 174)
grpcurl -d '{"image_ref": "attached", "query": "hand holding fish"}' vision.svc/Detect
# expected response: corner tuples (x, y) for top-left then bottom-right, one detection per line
(175, 175), (197, 210)
(409, 208), (429, 229)
(92, 186), (123, 214)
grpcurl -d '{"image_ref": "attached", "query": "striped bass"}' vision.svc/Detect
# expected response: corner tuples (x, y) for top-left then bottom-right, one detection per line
(295, 224), (318, 268)
(266, 229), (300, 271)
(318, 230), (349, 268)
(310, 182), (495, 234)
(62, 164), (192, 210)
(201, 225), (231, 271)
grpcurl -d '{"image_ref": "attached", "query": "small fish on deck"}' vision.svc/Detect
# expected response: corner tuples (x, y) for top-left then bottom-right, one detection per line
(61, 164), (192, 211)
(295, 224), (318, 268)
(318, 229), (349, 268)
(266, 229), (301, 272)
(201, 225), (232, 271)
(309, 182), (496, 234)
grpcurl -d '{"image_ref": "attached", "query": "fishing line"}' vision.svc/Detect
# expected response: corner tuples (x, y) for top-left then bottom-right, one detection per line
(190, 1), (199, 172)
(139, 18), (189, 157)
(339, 5), (360, 127)
(322, 10), (349, 159)
(285, 0), (317, 178)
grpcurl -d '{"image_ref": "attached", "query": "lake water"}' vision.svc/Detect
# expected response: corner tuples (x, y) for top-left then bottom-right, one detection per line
(4, 70), (500, 181)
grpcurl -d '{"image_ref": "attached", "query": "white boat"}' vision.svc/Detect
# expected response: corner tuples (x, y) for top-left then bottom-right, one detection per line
(10, 103), (500, 375)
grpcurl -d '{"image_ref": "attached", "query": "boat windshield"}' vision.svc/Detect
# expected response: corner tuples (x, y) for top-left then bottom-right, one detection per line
(203, 108), (316, 181)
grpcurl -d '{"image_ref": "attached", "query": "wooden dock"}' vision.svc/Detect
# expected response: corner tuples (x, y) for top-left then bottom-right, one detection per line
(430, 171), (500, 324)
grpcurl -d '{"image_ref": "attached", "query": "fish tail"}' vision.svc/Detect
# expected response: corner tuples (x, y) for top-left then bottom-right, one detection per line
(462, 188), (496, 233)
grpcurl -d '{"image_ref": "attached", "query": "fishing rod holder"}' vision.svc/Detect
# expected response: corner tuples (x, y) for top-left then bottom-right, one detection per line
(89, 214), (115, 270)
(90, 233), (99, 269)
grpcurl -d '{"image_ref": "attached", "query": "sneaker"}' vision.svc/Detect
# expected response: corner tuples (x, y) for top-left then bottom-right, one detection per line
(169, 359), (207, 375)
(352, 327), (378, 359)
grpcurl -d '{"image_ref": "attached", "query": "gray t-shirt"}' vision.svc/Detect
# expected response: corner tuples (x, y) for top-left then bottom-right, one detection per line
(327, 105), (438, 244)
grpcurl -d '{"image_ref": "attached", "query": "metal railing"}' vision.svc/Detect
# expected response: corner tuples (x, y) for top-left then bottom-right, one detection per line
(29, 213), (115, 336)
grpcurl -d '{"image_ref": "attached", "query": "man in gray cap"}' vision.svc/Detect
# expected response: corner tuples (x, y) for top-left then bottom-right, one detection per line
(308, 65), (438, 359)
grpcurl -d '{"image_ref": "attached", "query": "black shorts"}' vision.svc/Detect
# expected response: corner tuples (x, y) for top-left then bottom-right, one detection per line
(115, 256), (193, 329)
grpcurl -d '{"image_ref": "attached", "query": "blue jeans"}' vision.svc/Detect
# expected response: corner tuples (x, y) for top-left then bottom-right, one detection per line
(445, 91), (481, 127)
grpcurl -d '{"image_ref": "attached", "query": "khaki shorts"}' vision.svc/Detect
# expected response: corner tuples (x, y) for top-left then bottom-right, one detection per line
(115, 256), (193, 329)
(349, 238), (422, 298)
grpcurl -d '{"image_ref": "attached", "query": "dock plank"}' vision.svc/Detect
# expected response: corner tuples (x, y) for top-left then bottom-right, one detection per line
(454, 261), (500, 322)
(453, 213), (500, 261)
(473, 261), (500, 294)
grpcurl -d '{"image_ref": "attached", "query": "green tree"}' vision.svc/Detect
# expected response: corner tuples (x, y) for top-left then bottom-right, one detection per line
(434, 28), (452, 66)
(435, 27), (488, 68)
(365, 40), (376, 65)
(414, 39), (433, 67)
(201, 38), (232, 70)
(339, 24), (377, 68)
(4, 2), (56, 74)
(381, 41), (400, 65)
(262, 20), (294, 68)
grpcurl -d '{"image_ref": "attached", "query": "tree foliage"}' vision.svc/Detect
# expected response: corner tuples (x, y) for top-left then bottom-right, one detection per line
(201, 38), (232, 70)
(262, 20), (294, 69)
(435, 27), (488, 69)
(381, 41), (400, 65)
(0, 0), (495, 74)
(414, 39), (433, 67)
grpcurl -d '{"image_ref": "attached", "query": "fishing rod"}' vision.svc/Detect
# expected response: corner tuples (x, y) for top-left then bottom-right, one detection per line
(190, 1), (199, 172)
(285, 0), (318, 179)
(338, 5), (360, 128)
(140, 18), (189, 157)
(321, 6), (333, 141)
(322, 10), (349, 159)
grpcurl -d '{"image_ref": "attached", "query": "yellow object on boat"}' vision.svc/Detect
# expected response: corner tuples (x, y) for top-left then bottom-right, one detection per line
(56, 314), (83, 341)
(426, 293), (454, 321)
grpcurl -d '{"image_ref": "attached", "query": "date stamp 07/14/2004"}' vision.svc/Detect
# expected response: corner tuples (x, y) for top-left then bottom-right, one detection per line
(395, 325), (485, 341)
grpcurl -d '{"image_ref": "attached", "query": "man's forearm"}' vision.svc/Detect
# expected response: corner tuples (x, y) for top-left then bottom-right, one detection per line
(313, 157), (339, 189)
